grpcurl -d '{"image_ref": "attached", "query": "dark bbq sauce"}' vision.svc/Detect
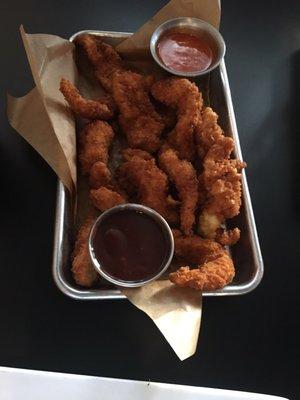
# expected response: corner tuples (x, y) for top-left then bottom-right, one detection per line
(92, 210), (170, 282)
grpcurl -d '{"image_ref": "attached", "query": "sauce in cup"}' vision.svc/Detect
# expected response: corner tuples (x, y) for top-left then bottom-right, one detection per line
(157, 31), (213, 74)
(89, 204), (174, 287)
(150, 18), (226, 77)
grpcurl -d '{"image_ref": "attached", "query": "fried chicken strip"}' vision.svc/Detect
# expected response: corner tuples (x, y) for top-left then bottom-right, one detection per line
(112, 71), (165, 153)
(169, 230), (235, 291)
(118, 155), (179, 225)
(79, 121), (126, 211)
(159, 147), (198, 235)
(59, 78), (115, 120)
(198, 136), (246, 240)
(170, 255), (234, 291)
(72, 217), (98, 287)
(195, 107), (246, 244)
(194, 107), (224, 160)
(171, 229), (222, 262)
(75, 34), (124, 92)
(89, 161), (127, 211)
(89, 160), (127, 211)
(79, 120), (114, 175)
(90, 187), (126, 212)
(151, 78), (203, 160)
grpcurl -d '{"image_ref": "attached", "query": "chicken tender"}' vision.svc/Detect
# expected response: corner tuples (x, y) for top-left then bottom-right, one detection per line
(172, 229), (222, 262)
(159, 147), (198, 235)
(194, 107), (224, 160)
(195, 108), (246, 241)
(112, 71), (164, 153)
(90, 187), (126, 211)
(79, 120), (114, 175)
(84, 135), (126, 210)
(59, 78), (115, 120)
(199, 136), (246, 239)
(75, 34), (124, 92)
(169, 230), (235, 291)
(151, 78), (203, 160)
(118, 156), (179, 225)
(170, 255), (235, 291)
(72, 217), (98, 287)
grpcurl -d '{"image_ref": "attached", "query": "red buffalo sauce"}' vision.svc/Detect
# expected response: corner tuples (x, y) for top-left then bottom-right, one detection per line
(91, 209), (171, 282)
(157, 31), (213, 73)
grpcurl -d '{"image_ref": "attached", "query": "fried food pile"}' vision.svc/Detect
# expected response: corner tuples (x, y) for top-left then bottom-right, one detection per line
(59, 34), (246, 291)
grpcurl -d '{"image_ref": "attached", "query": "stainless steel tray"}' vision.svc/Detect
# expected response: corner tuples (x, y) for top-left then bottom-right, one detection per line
(52, 30), (264, 300)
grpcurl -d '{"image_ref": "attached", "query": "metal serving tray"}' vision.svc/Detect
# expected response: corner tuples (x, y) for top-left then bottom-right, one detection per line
(52, 30), (264, 300)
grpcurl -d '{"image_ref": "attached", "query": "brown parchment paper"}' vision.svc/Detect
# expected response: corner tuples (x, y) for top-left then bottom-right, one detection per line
(7, 0), (221, 360)
(116, 0), (220, 56)
(7, 25), (77, 193)
(122, 282), (202, 361)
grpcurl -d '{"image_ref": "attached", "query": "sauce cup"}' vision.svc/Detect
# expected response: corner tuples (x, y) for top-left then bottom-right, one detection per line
(89, 203), (174, 288)
(150, 17), (226, 77)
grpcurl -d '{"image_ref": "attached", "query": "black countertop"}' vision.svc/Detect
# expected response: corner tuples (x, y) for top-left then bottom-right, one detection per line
(0, 1), (299, 398)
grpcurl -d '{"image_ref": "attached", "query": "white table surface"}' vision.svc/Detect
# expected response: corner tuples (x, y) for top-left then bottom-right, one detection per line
(0, 367), (289, 400)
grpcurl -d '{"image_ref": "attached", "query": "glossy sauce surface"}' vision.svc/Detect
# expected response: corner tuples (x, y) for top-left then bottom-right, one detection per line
(157, 31), (213, 73)
(92, 210), (170, 282)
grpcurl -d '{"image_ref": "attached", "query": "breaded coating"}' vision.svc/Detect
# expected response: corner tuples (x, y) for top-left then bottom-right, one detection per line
(195, 108), (246, 241)
(89, 161), (113, 189)
(79, 120), (114, 175)
(59, 78), (115, 120)
(77, 118), (127, 207)
(199, 136), (246, 239)
(122, 148), (154, 162)
(169, 230), (235, 291)
(194, 107), (224, 160)
(118, 156), (179, 225)
(171, 229), (222, 262)
(75, 34), (124, 92)
(151, 78), (202, 160)
(89, 162), (126, 212)
(112, 71), (165, 153)
(90, 187), (126, 211)
(65, 37), (247, 292)
(170, 255), (235, 291)
(215, 228), (241, 246)
(159, 147), (198, 235)
(72, 217), (98, 287)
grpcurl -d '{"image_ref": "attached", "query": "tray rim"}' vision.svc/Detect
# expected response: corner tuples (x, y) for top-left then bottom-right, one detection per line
(52, 29), (264, 300)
